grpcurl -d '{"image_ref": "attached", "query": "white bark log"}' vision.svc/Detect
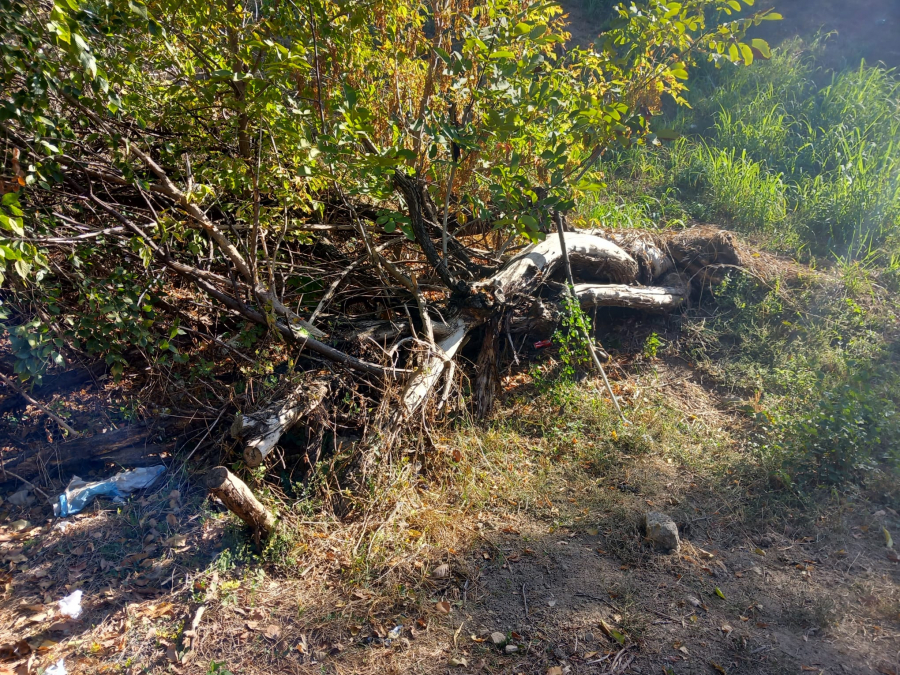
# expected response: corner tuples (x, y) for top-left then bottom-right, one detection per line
(234, 380), (328, 467)
(579, 228), (673, 283)
(401, 316), (470, 414)
(575, 282), (685, 313)
(483, 232), (638, 298)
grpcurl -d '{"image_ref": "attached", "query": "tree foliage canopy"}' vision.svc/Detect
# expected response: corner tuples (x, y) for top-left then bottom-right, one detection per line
(0, 0), (775, 383)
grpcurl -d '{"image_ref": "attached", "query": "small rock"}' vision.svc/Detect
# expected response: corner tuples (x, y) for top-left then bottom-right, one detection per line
(8, 489), (33, 508)
(758, 535), (773, 548)
(504, 644), (518, 654)
(644, 512), (680, 552)
(582, 632), (594, 643)
(490, 632), (506, 646)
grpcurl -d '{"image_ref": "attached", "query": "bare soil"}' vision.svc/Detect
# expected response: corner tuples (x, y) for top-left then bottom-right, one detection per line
(2, 353), (899, 675)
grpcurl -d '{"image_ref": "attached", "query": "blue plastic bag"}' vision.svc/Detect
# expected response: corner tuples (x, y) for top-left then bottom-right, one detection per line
(53, 465), (166, 517)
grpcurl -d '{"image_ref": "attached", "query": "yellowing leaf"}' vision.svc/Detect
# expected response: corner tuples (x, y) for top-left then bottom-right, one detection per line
(714, 587), (726, 600)
(883, 527), (893, 549)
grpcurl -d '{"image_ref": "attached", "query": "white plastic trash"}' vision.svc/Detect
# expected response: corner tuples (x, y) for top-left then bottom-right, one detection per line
(58, 589), (83, 619)
(45, 660), (67, 675)
(53, 466), (166, 517)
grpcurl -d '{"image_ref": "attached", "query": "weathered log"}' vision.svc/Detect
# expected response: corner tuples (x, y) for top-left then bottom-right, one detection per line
(0, 423), (169, 483)
(233, 380), (328, 467)
(575, 282), (685, 313)
(205, 466), (275, 542)
(595, 230), (673, 284)
(401, 316), (470, 414)
(483, 232), (638, 299)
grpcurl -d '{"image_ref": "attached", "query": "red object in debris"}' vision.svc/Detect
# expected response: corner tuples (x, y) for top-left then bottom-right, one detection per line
(533, 339), (552, 349)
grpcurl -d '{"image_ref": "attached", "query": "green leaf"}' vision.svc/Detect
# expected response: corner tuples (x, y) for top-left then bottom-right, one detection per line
(14, 259), (31, 279)
(750, 38), (772, 59)
(714, 587), (726, 600)
(128, 0), (148, 19)
(513, 22), (532, 36)
(489, 50), (516, 60)
(760, 11), (782, 20)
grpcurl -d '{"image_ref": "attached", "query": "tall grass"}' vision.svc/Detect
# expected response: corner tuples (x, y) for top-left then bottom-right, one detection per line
(590, 39), (900, 260)
(581, 39), (900, 487)
(684, 43), (900, 257)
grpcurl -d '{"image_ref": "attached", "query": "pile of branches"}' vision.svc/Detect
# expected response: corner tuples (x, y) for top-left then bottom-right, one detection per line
(0, 0), (765, 493)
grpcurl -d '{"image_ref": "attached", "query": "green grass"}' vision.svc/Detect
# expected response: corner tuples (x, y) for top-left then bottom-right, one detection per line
(586, 39), (900, 260)
(574, 38), (900, 489)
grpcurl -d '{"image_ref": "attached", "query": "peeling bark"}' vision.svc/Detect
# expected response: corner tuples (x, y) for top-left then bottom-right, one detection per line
(575, 277), (687, 313)
(483, 232), (638, 299)
(234, 380), (328, 467)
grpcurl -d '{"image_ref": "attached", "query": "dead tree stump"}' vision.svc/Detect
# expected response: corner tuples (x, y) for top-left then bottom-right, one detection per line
(205, 466), (276, 543)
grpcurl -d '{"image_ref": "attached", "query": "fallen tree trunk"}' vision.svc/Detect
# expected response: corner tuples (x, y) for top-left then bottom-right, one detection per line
(206, 466), (276, 543)
(600, 230), (673, 284)
(482, 232), (638, 300)
(575, 275), (687, 313)
(234, 380), (329, 467)
(0, 423), (170, 482)
(403, 231), (652, 416)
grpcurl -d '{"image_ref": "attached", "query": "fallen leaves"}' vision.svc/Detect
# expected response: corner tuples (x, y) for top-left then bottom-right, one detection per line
(435, 601), (451, 615)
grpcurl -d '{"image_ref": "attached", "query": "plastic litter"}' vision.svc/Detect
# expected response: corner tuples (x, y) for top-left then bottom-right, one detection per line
(54, 521), (73, 532)
(53, 465), (166, 517)
(58, 590), (83, 619)
(45, 660), (67, 675)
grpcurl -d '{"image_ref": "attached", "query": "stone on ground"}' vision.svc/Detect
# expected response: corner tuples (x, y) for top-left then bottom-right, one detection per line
(644, 511), (680, 552)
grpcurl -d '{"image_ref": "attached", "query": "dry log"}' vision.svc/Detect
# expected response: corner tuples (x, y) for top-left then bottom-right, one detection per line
(483, 232), (638, 298)
(206, 466), (276, 542)
(596, 230), (673, 284)
(401, 316), (470, 414)
(575, 277), (687, 313)
(0, 423), (169, 482)
(233, 380), (328, 467)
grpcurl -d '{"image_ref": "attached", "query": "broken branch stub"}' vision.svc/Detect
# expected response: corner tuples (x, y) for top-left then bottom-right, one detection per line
(205, 466), (276, 542)
(234, 380), (328, 467)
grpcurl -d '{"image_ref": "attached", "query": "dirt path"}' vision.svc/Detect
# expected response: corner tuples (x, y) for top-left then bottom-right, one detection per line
(456, 499), (900, 674)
